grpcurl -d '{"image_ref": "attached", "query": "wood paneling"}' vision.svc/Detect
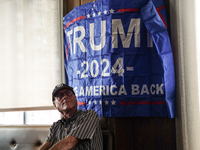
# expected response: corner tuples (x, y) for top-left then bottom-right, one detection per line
(108, 117), (176, 150)
(63, 0), (81, 16)
(81, 0), (94, 5)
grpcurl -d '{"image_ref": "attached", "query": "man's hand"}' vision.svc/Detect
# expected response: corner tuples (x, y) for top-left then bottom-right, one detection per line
(49, 136), (80, 150)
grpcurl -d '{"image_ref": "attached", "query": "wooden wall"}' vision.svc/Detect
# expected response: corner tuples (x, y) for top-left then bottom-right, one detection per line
(63, 0), (176, 150)
(107, 117), (176, 150)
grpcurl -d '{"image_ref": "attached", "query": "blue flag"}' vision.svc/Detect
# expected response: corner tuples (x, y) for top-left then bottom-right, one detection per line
(63, 0), (175, 118)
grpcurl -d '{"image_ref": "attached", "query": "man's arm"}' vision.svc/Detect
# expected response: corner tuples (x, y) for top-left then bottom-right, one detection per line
(39, 142), (51, 150)
(49, 135), (80, 150)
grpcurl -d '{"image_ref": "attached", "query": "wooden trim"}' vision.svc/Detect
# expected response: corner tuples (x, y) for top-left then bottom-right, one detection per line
(81, 0), (94, 5)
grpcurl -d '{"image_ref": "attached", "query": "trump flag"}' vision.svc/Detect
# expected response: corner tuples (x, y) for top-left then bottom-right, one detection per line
(63, 0), (175, 118)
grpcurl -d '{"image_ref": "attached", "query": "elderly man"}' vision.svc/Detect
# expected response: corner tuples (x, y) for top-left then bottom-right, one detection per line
(39, 83), (103, 150)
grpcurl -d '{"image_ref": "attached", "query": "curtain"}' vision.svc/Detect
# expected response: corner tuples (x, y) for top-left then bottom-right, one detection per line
(0, 0), (63, 110)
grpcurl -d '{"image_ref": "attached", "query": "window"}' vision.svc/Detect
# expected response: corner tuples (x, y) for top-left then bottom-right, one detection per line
(0, 0), (64, 125)
(0, 111), (24, 125)
(0, 0), (63, 109)
(25, 110), (60, 125)
(0, 110), (60, 125)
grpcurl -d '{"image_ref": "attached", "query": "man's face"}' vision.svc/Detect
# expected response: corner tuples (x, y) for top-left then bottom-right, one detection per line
(53, 89), (77, 112)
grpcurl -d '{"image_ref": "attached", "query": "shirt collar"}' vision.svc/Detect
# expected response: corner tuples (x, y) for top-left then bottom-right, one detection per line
(69, 109), (83, 121)
(60, 109), (83, 123)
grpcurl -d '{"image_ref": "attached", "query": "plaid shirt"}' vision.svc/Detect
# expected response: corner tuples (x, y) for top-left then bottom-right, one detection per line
(45, 109), (103, 150)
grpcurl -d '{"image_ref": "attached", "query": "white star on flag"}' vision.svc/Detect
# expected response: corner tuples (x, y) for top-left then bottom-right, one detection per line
(98, 11), (101, 16)
(104, 100), (109, 105)
(94, 100), (97, 105)
(99, 100), (102, 105)
(93, 13), (96, 17)
(104, 10), (107, 14)
(109, 8), (114, 13)
(111, 100), (116, 105)
(87, 14), (90, 18)
(88, 101), (91, 105)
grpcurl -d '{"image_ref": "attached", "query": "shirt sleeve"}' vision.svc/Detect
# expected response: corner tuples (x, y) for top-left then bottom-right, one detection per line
(44, 122), (59, 147)
(68, 109), (99, 140)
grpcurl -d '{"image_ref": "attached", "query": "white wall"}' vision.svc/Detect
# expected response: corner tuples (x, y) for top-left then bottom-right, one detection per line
(169, 0), (200, 149)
